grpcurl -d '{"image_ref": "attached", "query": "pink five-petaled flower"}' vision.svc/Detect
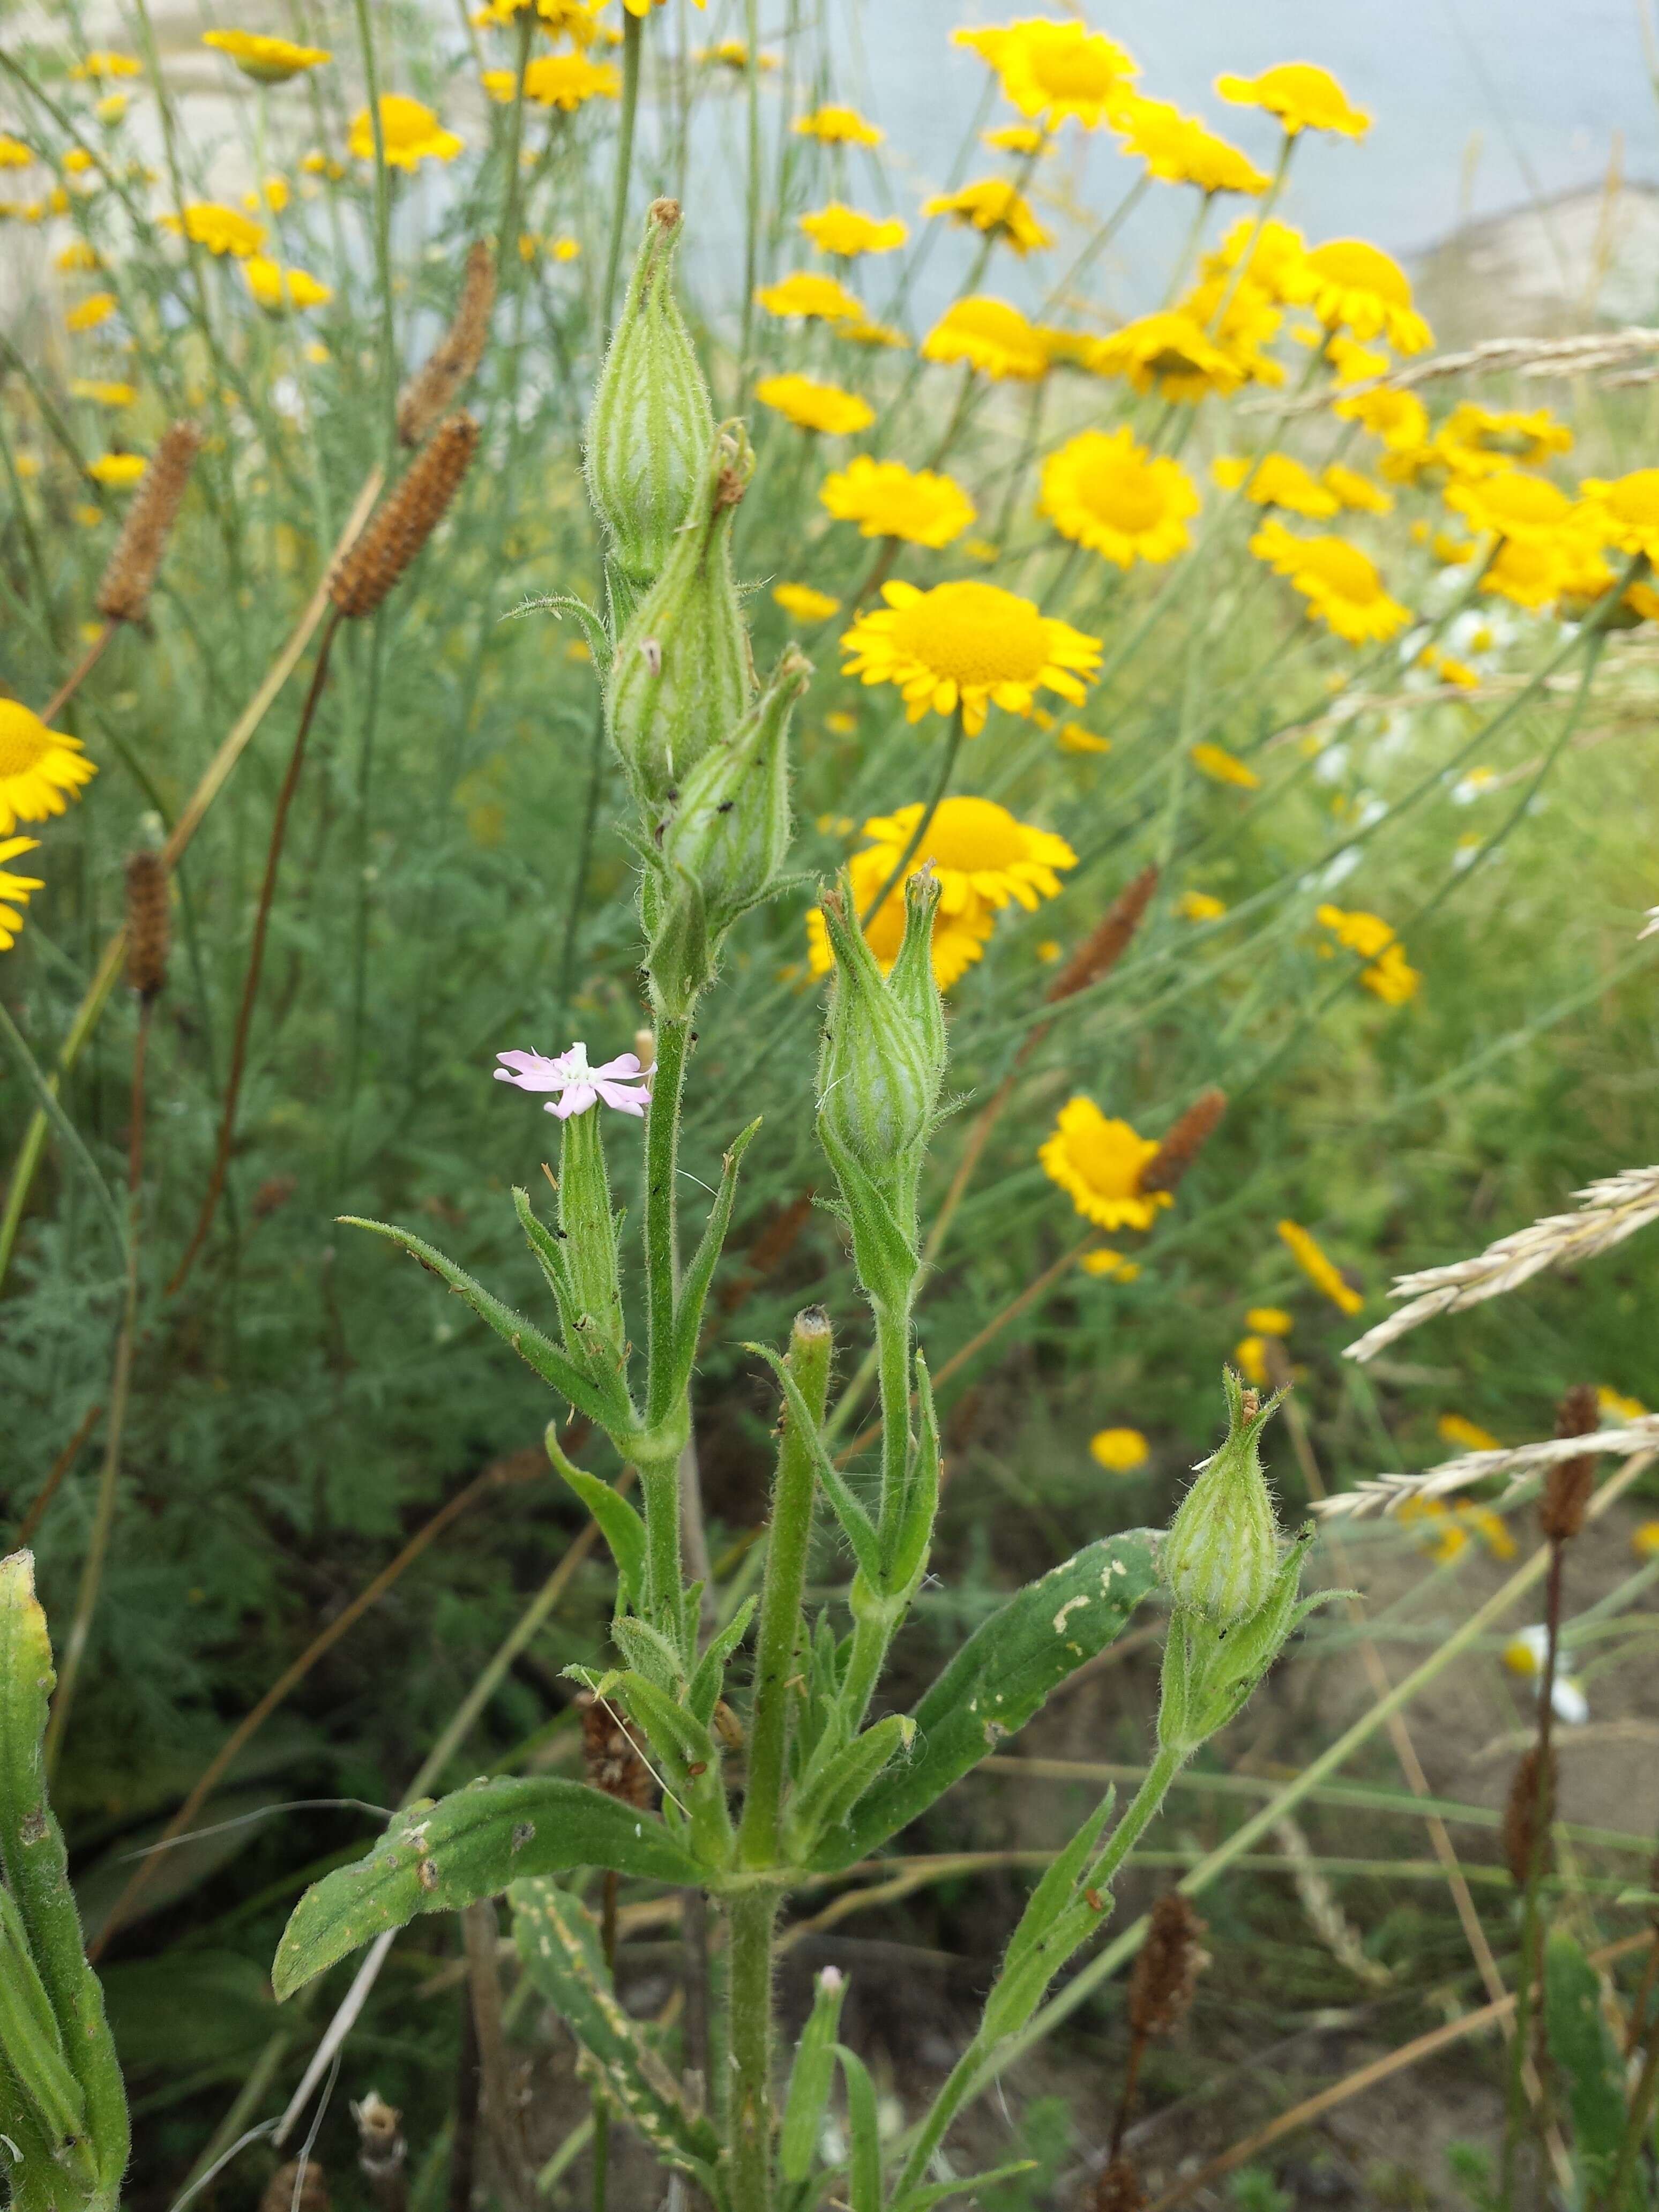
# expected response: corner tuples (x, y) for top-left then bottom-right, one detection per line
(494, 1041), (653, 1119)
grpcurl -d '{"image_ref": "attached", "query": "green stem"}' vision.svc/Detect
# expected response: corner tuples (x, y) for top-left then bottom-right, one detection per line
(495, 11), (535, 281)
(350, 0), (399, 458)
(858, 706), (963, 929)
(600, 13), (644, 337)
(727, 1885), (780, 2212)
(557, 696), (609, 1025)
(739, 1312), (833, 1870)
(736, 0), (763, 412)
(873, 1302), (911, 1569)
(639, 1457), (684, 1630)
(895, 1743), (1186, 2196)
(643, 1013), (692, 1430)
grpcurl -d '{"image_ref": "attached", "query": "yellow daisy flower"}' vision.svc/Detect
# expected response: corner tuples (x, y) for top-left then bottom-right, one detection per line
(244, 176), (290, 215)
(1040, 428), (1200, 567)
(87, 452), (145, 488)
(1040, 1100), (1171, 1232)
(772, 582), (840, 622)
(954, 20), (1138, 129)
(0, 835), (44, 952)
(0, 135), (33, 168)
(837, 317), (910, 349)
(71, 53), (142, 81)
(0, 703), (98, 833)
(1058, 723), (1111, 754)
(756, 271), (865, 323)
(1339, 384), (1430, 455)
(1192, 742), (1259, 790)
(1277, 1218), (1362, 1313)
(840, 578), (1100, 736)
(1250, 520), (1411, 644)
(244, 256), (333, 310)
(794, 103), (883, 146)
(1480, 537), (1566, 611)
(348, 95), (464, 169)
(1090, 1427), (1150, 1473)
(799, 203), (907, 257)
(1234, 1335), (1271, 1387)
(70, 379), (136, 406)
(480, 54), (619, 107)
(856, 796), (1078, 917)
(754, 374), (873, 435)
(1322, 462), (1392, 514)
(1578, 468), (1659, 562)
(622, 0), (706, 16)
(162, 202), (266, 257)
(1178, 890), (1228, 921)
(1246, 1306), (1293, 1336)
(1110, 94), (1269, 195)
(984, 123), (1050, 155)
(1437, 1412), (1501, 1453)
(1631, 1521), (1659, 1560)
(1440, 402), (1572, 470)
(1323, 332), (1389, 383)
(694, 40), (778, 70)
(201, 30), (331, 82)
(1086, 309), (1242, 401)
(1214, 451), (1338, 519)
(921, 296), (1050, 381)
(482, 0), (608, 38)
(95, 93), (129, 124)
(922, 178), (1052, 255)
(1205, 215), (1310, 303)
(1599, 1386), (1646, 1422)
(301, 150), (347, 181)
(1080, 1249), (1137, 1280)
(1317, 903), (1419, 1004)
(1215, 62), (1370, 139)
(1290, 239), (1431, 353)
(806, 841), (993, 989)
(1444, 468), (1575, 545)
(66, 292), (117, 333)
(819, 456), (976, 548)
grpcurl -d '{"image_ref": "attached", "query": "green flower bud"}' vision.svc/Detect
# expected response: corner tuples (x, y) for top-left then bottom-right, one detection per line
(818, 870), (944, 1183)
(656, 645), (810, 939)
(584, 198), (715, 590)
(1160, 1369), (1285, 1627)
(1158, 1527), (1319, 1754)
(608, 425), (755, 813)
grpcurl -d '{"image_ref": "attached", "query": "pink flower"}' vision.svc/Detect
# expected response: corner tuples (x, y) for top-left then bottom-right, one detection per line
(494, 1041), (653, 1119)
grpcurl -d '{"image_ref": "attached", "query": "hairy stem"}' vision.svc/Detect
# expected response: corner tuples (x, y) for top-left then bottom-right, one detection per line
(727, 1885), (780, 2212)
(860, 706), (963, 929)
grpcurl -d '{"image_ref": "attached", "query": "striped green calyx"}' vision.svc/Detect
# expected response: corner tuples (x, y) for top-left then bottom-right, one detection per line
(584, 198), (714, 594)
(608, 425), (755, 816)
(1160, 1367), (1284, 1628)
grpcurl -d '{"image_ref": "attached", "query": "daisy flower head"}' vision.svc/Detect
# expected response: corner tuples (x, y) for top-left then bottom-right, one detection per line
(1110, 94), (1270, 195)
(71, 53), (141, 81)
(1444, 468), (1575, 547)
(0, 836), (44, 952)
(481, 54), (620, 106)
(1249, 520), (1410, 644)
(1322, 463), (1392, 514)
(495, 1042), (653, 1119)
(1040, 1100), (1171, 1232)
(203, 30), (331, 82)
(819, 456), (976, 548)
(1214, 451), (1338, 519)
(0, 702), (98, 834)
(87, 452), (145, 488)
(984, 123), (1050, 155)
(1040, 428), (1200, 567)
(754, 374), (873, 435)
(1277, 1218), (1362, 1313)
(70, 378), (134, 405)
(922, 178), (1052, 255)
(348, 95), (463, 169)
(772, 583), (841, 623)
(1502, 1626), (1589, 1724)
(67, 292), (117, 332)
(622, 0), (707, 15)
(805, 843), (993, 989)
(1086, 310), (1243, 401)
(244, 256), (332, 310)
(921, 296), (1050, 382)
(1289, 238), (1431, 353)
(1215, 62), (1370, 139)
(857, 796), (1077, 917)
(1441, 403), (1572, 471)
(756, 271), (865, 323)
(1577, 468), (1659, 563)
(1338, 382), (1430, 453)
(1317, 903), (1419, 1004)
(1192, 742), (1259, 789)
(1091, 1427), (1149, 1473)
(953, 19), (1138, 130)
(1178, 890), (1228, 922)
(1323, 332), (1389, 384)
(799, 203), (907, 257)
(840, 578), (1100, 736)
(163, 202), (266, 257)
(0, 136), (33, 168)
(1205, 215), (1309, 304)
(794, 103), (883, 146)
(1480, 536), (1568, 611)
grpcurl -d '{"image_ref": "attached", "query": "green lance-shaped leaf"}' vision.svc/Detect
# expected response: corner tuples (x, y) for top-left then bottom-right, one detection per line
(814, 1530), (1160, 1872)
(976, 1792), (1118, 2046)
(887, 1350), (941, 1597)
(1544, 1927), (1632, 2199)
(787, 1714), (915, 1863)
(512, 1878), (722, 2191)
(545, 1425), (646, 1614)
(272, 1778), (700, 2000)
(891, 2165), (1041, 2212)
(341, 1215), (634, 1433)
(608, 1616), (691, 1698)
(0, 1552), (128, 2203)
(780, 1967), (849, 2185)
(667, 1116), (761, 1407)
(0, 1885), (94, 2193)
(687, 1594), (757, 1727)
(749, 1343), (882, 1586)
(836, 2044), (884, 2212)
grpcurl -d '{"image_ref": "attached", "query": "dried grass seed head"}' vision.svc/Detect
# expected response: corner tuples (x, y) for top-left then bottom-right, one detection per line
(396, 239), (495, 447)
(123, 848), (170, 998)
(1129, 1890), (1209, 2039)
(260, 2161), (328, 2212)
(1048, 863), (1157, 1003)
(330, 414), (479, 620)
(1141, 1087), (1227, 1195)
(1542, 1382), (1600, 1542)
(1503, 1744), (1555, 1887)
(1094, 2158), (1147, 2212)
(96, 418), (202, 625)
